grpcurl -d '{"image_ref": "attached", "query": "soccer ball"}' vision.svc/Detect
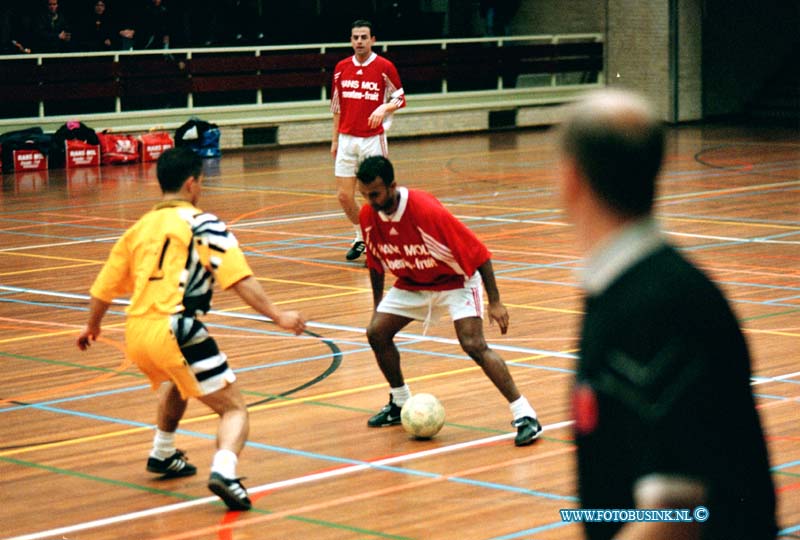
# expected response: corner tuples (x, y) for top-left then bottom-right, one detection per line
(401, 393), (445, 439)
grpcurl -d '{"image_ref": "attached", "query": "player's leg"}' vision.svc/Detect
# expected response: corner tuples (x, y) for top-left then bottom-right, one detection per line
(366, 310), (414, 426)
(335, 175), (365, 260)
(453, 316), (520, 401)
(197, 381), (253, 510)
(367, 310), (414, 387)
(445, 276), (541, 445)
(125, 318), (199, 479)
(334, 134), (365, 260)
(153, 315), (252, 509)
(365, 284), (429, 426)
(453, 317), (541, 446)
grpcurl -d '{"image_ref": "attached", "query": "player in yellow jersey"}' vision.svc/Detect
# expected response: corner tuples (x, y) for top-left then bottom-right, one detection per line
(77, 147), (306, 511)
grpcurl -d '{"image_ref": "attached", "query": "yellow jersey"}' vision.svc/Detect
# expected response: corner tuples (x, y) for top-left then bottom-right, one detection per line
(90, 200), (252, 317)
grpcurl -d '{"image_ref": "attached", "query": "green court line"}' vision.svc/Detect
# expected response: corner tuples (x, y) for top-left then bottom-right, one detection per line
(1, 456), (413, 539)
(742, 308), (800, 322)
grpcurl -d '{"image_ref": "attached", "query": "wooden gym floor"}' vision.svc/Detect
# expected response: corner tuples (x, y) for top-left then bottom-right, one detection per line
(0, 122), (798, 540)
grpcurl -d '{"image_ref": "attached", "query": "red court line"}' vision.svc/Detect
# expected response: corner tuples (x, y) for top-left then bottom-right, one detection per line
(0, 323), (129, 405)
(147, 445), (576, 540)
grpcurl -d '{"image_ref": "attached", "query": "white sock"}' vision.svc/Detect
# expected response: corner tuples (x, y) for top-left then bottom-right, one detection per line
(509, 396), (537, 422)
(390, 384), (412, 407)
(211, 449), (238, 479)
(354, 225), (363, 242)
(150, 429), (176, 460)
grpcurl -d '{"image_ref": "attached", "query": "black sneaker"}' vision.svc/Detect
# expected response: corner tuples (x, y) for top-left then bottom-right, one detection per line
(208, 472), (252, 511)
(346, 240), (366, 261)
(512, 416), (542, 446)
(367, 397), (403, 427)
(146, 450), (197, 478)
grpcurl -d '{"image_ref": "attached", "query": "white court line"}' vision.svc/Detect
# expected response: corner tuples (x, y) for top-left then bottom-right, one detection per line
(0, 236), (121, 252)
(2, 210), (799, 254)
(0, 285), (578, 359)
(751, 371), (800, 385)
(7, 420), (574, 540)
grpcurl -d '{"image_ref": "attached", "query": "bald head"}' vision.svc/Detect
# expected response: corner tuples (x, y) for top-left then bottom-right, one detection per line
(560, 89), (664, 218)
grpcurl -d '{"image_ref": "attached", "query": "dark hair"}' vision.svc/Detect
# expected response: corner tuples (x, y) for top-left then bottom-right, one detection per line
(351, 19), (373, 35)
(561, 105), (663, 217)
(156, 147), (202, 193)
(357, 155), (394, 186)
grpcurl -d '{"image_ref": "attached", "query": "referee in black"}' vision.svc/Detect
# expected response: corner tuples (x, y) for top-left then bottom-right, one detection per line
(555, 88), (776, 540)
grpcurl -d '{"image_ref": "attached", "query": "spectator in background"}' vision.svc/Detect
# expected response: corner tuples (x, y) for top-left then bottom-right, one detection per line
(0, 5), (31, 53)
(480, 0), (521, 37)
(78, 0), (114, 51)
(114, 1), (138, 50)
(32, 0), (72, 52)
(138, 0), (171, 49)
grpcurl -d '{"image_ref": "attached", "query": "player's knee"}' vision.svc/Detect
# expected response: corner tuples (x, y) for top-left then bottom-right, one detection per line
(460, 336), (488, 362)
(366, 323), (391, 350)
(336, 189), (355, 208)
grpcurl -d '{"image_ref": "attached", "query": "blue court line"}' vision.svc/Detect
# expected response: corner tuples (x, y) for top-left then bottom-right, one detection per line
(0, 229), (117, 242)
(489, 519), (575, 539)
(660, 212), (800, 228)
(753, 393), (800, 401)
(772, 459), (800, 472)
(9, 399), (577, 503)
(780, 523), (800, 535)
(661, 184), (800, 208)
(766, 294), (800, 304)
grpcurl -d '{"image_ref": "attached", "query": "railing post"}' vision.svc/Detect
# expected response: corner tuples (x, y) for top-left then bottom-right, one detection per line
(255, 49), (263, 105)
(186, 50), (193, 109)
(441, 42), (447, 94)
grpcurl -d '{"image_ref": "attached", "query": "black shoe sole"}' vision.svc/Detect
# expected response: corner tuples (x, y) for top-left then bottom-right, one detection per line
(514, 428), (543, 447)
(367, 418), (402, 427)
(208, 477), (252, 511)
(147, 466), (198, 478)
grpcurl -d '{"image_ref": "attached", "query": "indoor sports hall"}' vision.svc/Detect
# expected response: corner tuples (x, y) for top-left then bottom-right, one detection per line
(1, 1), (798, 539)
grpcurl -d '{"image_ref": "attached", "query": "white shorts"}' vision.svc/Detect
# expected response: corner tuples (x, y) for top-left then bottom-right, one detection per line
(335, 133), (388, 178)
(377, 272), (484, 329)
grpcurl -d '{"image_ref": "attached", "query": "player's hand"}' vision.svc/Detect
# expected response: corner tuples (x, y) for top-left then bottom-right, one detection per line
(487, 301), (509, 335)
(330, 140), (338, 158)
(368, 104), (388, 129)
(76, 326), (100, 350)
(276, 310), (306, 335)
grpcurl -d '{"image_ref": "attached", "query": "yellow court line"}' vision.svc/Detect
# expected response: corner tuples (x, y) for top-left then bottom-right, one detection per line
(506, 302), (583, 315)
(0, 262), (100, 277)
(216, 290), (366, 314)
(204, 185), (336, 199)
(255, 275), (366, 292)
(0, 251), (100, 264)
(663, 215), (800, 231)
(200, 146), (540, 183)
(744, 328), (800, 338)
(0, 322), (127, 345)
(0, 346), (575, 457)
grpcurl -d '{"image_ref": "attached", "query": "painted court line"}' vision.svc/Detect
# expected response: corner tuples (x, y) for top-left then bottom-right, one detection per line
(0, 285), (579, 360)
(7, 421), (574, 540)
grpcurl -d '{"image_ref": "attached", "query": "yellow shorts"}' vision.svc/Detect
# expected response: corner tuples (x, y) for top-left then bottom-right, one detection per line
(125, 315), (235, 399)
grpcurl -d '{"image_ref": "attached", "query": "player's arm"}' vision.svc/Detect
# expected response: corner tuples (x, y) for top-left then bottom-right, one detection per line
(76, 296), (112, 350)
(368, 68), (406, 129)
(614, 475), (705, 540)
(331, 112), (340, 158)
(230, 276), (306, 335)
(477, 259), (509, 334)
(369, 266), (385, 311)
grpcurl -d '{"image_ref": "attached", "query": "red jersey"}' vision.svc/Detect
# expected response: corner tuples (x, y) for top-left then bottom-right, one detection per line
(360, 187), (491, 291)
(331, 53), (406, 137)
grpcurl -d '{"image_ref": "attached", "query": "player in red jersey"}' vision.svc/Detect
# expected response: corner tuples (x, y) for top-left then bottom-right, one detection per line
(355, 156), (541, 446)
(331, 19), (406, 261)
